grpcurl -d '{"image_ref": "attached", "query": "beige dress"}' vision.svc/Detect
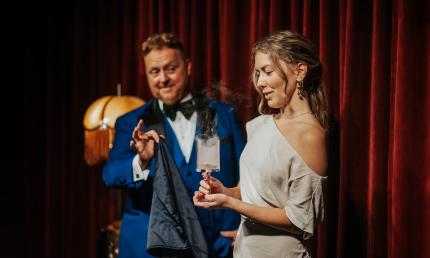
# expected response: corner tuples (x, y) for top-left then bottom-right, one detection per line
(234, 115), (327, 258)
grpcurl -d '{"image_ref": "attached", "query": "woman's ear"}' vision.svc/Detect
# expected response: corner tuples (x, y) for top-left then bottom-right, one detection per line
(296, 63), (308, 81)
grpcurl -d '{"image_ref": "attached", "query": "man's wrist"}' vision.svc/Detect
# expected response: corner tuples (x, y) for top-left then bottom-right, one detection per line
(138, 157), (149, 170)
(133, 155), (151, 181)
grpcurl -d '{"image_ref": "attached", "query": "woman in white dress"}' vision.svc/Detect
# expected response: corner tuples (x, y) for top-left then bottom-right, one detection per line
(194, 30), (329, 258)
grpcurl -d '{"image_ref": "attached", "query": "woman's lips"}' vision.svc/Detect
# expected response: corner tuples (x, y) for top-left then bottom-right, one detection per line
(263, 91), (273, 100)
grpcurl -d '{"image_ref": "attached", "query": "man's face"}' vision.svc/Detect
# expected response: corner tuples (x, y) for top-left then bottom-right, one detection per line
(144, 47), (192, 105)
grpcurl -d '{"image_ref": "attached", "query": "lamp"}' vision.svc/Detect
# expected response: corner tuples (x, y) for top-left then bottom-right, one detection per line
(83, 84), (145, 166)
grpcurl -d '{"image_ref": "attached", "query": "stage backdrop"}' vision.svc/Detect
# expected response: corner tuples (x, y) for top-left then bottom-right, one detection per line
(21, 0), (429, 258)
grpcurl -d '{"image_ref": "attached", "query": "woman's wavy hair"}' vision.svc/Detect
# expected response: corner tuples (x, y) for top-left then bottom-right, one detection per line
(251, 30), (329, 130)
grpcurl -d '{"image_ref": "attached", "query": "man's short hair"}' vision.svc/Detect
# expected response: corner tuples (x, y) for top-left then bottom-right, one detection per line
(142, 32), (188, 59)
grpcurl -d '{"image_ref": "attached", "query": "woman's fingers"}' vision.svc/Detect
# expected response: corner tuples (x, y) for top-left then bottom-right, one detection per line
(199, 185), (210, 195)
(193, 191), (205, 201)
(193, 192), (210, 208)
(200, 179), (210, 189)
(203, 194), (216, 202)
(193, 191), (214, 202)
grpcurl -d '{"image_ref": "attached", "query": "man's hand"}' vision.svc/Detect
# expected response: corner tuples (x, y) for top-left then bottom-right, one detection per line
(220, 230), (238, 248)
(130, 119), (160, 168)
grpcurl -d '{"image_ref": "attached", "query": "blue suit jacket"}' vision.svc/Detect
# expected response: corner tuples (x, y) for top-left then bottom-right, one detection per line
(103, 98), (245, 258)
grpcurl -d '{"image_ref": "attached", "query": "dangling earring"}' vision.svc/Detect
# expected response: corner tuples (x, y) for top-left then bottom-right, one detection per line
(297, 81), (305, 100)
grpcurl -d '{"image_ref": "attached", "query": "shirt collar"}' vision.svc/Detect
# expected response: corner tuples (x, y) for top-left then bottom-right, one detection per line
(158, 92), (193, 111)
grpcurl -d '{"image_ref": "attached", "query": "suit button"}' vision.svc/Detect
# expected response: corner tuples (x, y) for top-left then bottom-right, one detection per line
(119, 178), (126, 184)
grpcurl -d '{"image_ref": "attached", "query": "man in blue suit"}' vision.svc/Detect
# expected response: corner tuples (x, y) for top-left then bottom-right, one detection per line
(103, 32), (245, 258)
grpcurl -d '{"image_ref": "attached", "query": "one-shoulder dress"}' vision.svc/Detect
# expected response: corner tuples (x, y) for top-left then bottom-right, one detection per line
(234, 115), (327, 258)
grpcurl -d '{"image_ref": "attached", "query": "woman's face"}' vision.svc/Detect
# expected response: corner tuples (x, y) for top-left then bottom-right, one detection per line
(253, 51), (297, 109)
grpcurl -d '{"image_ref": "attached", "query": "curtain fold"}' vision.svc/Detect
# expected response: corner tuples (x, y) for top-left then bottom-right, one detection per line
(25, 0), (429, 257)
(388, 1), (430, 257)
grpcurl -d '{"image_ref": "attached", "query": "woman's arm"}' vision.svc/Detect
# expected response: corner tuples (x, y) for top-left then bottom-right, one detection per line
(194, 193), (293, 227)
(194, 177), (292, 226)
(223, 185), (241, 200)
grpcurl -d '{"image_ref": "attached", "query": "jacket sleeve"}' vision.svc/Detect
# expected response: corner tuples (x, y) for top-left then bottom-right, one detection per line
(102, 115), (154, 189)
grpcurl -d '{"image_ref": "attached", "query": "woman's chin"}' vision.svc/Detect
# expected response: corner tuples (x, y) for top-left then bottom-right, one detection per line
(267, 101), (281, 109)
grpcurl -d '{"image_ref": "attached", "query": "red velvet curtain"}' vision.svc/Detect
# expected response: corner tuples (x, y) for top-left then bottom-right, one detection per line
(20, 0), (429, 258)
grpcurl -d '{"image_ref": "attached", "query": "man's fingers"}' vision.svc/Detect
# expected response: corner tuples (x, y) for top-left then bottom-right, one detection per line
(220, 230), (237, 238)
(145, 130), (160, 143)
(133, 120), (146, 141)
(132, 125), (143, 141)
(132, 127), (138, 140)
(133, 130), (159, 148)
(220, 230), (237, 247)
(137, 119), (144, 129)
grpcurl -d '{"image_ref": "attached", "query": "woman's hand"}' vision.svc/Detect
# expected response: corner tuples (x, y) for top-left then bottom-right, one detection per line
(199, 172), (225, 194)
(193, 174), (235, 209)
(193, 191), (230, 209)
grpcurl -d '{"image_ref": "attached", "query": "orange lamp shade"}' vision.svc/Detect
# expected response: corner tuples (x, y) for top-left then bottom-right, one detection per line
(83, 95), (145, 166)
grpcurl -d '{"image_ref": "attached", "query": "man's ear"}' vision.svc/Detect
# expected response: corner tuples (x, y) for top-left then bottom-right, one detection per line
(296, 62), (308, 81)
(186, 59), (192, 76)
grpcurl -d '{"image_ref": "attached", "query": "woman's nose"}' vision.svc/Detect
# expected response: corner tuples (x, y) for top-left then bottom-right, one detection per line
(257, 75), (266, 88)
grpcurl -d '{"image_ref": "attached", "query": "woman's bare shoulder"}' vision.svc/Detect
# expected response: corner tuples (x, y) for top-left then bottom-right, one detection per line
(295, 122), (327, 176)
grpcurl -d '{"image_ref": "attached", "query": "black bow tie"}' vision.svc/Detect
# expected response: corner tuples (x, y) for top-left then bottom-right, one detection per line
(163, 99), (195, 121)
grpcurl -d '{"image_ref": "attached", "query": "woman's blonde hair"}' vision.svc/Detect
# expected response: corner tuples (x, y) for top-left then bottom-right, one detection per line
(251, 30), (329, 130)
